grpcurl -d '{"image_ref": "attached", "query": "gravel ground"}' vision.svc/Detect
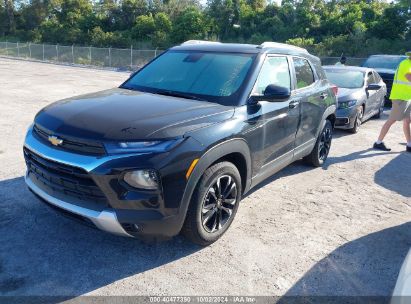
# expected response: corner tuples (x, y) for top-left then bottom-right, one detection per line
(1, 57), (411, 298)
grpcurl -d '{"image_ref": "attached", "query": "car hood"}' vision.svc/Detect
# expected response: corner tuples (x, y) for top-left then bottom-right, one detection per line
(34, 88), (235, 141)
(337, 88), (363, 101)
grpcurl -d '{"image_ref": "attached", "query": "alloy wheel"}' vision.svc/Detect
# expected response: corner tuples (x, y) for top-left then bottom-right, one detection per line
(201, 175), (238, 233)
(318, 126), (332, 161)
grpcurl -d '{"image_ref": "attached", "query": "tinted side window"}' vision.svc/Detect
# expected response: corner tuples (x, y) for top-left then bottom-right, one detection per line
(293, 57), (315, 89)
(253, 56), (291, 95)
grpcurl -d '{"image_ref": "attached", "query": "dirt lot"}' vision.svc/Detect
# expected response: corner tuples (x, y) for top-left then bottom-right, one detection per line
(1, 57), (411, 297)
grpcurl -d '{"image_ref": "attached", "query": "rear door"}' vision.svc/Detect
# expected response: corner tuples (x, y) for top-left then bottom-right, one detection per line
(292, 57), (327, 152)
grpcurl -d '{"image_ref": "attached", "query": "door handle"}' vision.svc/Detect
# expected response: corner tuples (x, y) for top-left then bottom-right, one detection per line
(289, 100), (300, 109)
(320, 93), (328, 99)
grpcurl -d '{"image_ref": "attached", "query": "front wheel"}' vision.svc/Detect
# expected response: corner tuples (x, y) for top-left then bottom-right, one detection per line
(182, 161), (242, 246)
(304, 120), (333, 167)
(348, 106), (363, 134)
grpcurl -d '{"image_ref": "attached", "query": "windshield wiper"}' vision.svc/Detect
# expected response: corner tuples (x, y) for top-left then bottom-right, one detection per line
(154, 90), (207, 102)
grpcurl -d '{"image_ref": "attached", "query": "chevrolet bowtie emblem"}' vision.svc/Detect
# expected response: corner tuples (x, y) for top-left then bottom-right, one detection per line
(48, 135), (63, 146)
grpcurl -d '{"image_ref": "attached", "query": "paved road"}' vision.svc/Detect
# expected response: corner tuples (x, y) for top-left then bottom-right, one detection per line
(1, 58), (411, 297)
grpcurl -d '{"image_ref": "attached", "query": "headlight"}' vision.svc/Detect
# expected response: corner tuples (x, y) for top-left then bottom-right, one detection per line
(338, 100), (357, 109)
(104, 139), (182, 155)
(123, 170), (159, 190)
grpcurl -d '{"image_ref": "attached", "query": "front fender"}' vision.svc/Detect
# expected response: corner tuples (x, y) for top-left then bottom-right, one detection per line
(173, 138), (252, 234)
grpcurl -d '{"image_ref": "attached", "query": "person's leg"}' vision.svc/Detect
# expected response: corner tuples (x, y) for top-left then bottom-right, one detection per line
(404, 117), (411, 144)
(377, 118), (396, 142)
(374, 100), (403, 151)
(404, 101), (411, 152)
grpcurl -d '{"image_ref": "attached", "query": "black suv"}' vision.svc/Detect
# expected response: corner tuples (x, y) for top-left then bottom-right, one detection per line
(24, 41), (336, 245)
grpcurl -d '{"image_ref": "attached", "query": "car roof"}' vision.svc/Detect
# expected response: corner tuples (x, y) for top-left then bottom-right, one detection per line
(366, 54), (407, 58)
(172, 42), (261, 54)
(170, 40), (316, 58)
(323, 65), (371, 73)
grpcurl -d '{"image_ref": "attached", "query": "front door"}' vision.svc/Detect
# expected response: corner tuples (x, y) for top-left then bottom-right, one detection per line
(247, 55), (300, 179)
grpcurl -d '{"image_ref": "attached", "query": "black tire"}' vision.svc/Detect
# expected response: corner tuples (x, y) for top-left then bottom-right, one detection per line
(182, 161), (242, 246)
(304, 120), (333, 167)
(374, 98), (385, 119)
(348, 106), (363, 134)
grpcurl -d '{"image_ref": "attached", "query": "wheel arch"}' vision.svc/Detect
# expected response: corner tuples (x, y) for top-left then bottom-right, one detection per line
(190, 138), (252, 195)
(176, 138), (252, 234)
(326, 113), (336, 128)
(210, 152), (248, 195)
(317, 105), (337, 136)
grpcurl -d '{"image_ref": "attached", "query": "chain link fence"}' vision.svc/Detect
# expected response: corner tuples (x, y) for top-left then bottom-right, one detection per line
(0, 42), (367, 70)
(0, 42), (163, 70)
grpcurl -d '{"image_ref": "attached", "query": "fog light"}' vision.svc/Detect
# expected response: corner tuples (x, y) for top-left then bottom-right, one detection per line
(123, 170), (158, 190)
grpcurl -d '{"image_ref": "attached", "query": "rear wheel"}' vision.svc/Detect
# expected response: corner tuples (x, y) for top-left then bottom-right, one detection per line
(304, 120), (333, 167)
(182, 161), (242, 246)
(349, 106), (363, 133)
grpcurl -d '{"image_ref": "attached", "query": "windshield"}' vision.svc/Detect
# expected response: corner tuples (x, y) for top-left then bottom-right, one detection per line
(325, 70), (364, 89)
(362, 56), (405, 70)
(122, 50), (256, 106)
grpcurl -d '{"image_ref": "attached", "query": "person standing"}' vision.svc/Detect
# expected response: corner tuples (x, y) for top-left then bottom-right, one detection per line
(373, 52), (411, 152)
(335, 56), (347, 66)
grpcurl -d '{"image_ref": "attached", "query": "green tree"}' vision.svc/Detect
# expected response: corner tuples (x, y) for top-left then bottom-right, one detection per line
(132, 14), (155, 40)
(172, 6), (206, 42)
(2, 0), (411, 57)
(3, 0), (15, 34)
(154, 12), (172, 33)
(119, 0), (149, 30)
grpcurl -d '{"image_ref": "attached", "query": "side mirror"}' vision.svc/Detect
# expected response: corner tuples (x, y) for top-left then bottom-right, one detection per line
(367, 84), (381, 91)
(250, 84), (291, 103)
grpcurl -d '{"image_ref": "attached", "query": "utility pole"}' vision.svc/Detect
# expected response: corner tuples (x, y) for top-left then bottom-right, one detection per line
(130, 45), (133, 69)
(108, 47), (111, 67)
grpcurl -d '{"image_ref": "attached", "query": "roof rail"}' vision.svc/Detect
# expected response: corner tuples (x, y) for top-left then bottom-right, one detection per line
(258, 42), (308, 53)
(181, 40), (221, 45)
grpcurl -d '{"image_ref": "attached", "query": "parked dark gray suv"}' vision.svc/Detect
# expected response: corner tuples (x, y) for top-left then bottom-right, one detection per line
(24, 41), (337, 245)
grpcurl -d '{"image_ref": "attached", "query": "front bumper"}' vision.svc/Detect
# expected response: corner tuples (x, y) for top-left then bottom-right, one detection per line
(23, 125), (201, 238)
(25, 173), (132, 237)
(334, 107), (357, 129)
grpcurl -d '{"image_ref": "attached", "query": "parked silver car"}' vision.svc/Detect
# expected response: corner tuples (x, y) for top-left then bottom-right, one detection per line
(323, 66), (387, 133)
